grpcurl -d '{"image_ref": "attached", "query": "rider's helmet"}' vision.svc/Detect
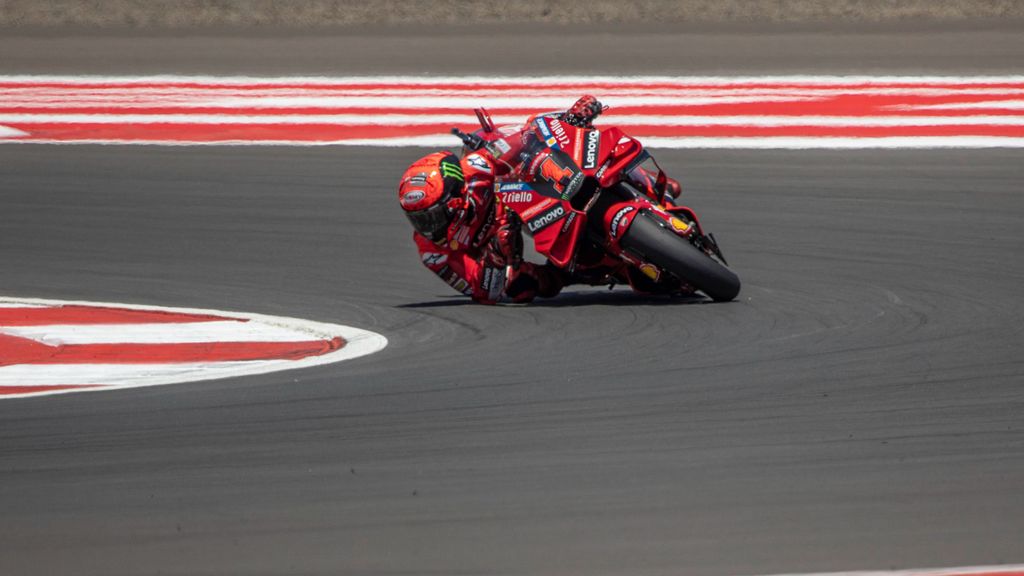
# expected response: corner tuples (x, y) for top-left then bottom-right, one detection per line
(397, 152), (465, 243)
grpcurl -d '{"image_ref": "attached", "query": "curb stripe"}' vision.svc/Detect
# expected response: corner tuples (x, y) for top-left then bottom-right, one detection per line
(0, 297), (388, 399)
(2, 75), (1021, 148)
(0, 385), (107, 394)
(4, 339), (343, 365)
(0, 304), (232, 325)
(4, 320), (326, 345)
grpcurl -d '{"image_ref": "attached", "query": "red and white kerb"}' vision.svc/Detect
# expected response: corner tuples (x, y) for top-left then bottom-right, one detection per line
(0, 75), (1022, 148)
(0, 297), (387, 399)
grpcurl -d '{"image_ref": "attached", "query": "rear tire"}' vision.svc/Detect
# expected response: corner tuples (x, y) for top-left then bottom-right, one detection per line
(620, 210), (741, 302)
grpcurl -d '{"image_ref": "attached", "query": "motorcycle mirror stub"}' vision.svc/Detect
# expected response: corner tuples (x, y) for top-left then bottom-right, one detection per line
(475, 108), (496, 133)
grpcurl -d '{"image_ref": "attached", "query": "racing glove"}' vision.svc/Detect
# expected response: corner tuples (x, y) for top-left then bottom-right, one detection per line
(490, 209), (523, 268)
(562, 95), (606, 128)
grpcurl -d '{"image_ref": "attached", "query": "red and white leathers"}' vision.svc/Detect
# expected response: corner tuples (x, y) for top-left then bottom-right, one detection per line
(412, 150), (566, 305)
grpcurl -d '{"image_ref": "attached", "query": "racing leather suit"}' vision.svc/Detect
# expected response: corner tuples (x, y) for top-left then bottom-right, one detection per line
(412, 150), (566, 304)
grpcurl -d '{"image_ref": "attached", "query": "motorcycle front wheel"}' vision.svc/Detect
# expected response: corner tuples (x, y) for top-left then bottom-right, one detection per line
(620, 210), (741, 302)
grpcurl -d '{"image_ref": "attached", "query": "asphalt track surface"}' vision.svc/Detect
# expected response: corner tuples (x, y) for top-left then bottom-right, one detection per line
(3, 26), (1024, 576)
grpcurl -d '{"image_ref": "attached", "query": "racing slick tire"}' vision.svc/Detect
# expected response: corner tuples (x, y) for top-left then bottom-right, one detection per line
(620, 209), (741, 302)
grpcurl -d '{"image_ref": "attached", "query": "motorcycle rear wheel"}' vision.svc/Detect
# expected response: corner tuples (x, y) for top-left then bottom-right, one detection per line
(620, 210), (741, 302)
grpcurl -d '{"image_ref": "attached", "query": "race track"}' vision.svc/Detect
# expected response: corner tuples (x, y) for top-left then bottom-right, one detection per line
(2, 25), (1024, 576)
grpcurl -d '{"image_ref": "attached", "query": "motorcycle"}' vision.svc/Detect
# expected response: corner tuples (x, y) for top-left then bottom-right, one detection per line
(453, 106), (740, 302)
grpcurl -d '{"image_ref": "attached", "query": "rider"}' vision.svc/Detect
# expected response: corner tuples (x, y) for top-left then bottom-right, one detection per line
(398, 150), (567, 304)
(397, 96), (680, 304)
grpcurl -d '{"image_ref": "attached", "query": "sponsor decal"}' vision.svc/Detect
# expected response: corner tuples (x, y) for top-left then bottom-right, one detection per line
(610, 206), (636, 239)
(562, 171), (584, 200)
(535, 118), (553, 139)
(527, 203), (566, 234)
(535, 118), (561, 150)
(452, 278), (472, 295)
(439, 266), (471, 294)
(466, 153), (492, 174)
(521, 198), (557, 220)
(438, 265), (456, 283)
(487, 137), (512, 157)
(549, 118), (572, 149)
(669, 217), (691, 234)
(538, 155), (574, 195)
(497, 182), (529, 192)
(421, 252), (448, 267)
(560, 211), (578, 234)
(453, 223), (471, 247)
(400, 189), (426, 207)
(501, 191), (533, 204)
(481, 266), (507, 301)
(471, 200), (497, 247)
(439, 160), (463, 181)
(639, 263), (661, 281)
(582, 130), (600, 169)
(497, 125), (520, 137)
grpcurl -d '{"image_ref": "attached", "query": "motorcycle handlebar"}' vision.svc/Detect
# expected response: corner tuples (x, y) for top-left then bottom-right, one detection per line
(451, 128), (486, 151)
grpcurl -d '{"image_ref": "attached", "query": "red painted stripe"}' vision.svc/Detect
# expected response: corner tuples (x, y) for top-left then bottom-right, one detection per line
(629, 125), (1024, 137)
(2, 123), (476, 141)
(3, 92), (1024, 113)
(1, 336), (345, 364)
(933, 569), (1024, 573)
(3, 81), (1023, 91)
(9, 122), (1023, 142)
(4, 100), (1023, 117)
(0, 305), (234, 326)
(0, 333), (60, 365)
(0, 385), (107, 395)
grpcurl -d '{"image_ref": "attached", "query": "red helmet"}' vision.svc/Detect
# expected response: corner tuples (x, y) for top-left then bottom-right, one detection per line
(398, 152), (464, 242)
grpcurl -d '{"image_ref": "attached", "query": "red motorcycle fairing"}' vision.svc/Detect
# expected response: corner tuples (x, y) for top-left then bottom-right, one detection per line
(496, 181), (585, 268)
(494, 119), (684, 274)
(532, 118), (642, 177)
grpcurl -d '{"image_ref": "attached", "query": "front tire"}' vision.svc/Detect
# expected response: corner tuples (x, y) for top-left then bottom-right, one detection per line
(620, 210), (741, 302)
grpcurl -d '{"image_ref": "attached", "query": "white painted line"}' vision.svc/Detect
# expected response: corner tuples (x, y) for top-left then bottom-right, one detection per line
(2, 74), (1024, 85)
(2, 113), (1023, 126)
(638, 136), (1024, 149)
(6, 136), (1024, 149)
(0, 95), (826, 108)
(0, 361), (292, 387)
(325, 135), (1024, 149)
(2, 88), (1022, 99)
(893, 100), (1024, 110)
(0, 124), (28, 138)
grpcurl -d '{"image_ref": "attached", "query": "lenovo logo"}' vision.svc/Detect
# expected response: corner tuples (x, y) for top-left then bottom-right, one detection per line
(527, 205), (566, 233)
(582, 130), (600, 169)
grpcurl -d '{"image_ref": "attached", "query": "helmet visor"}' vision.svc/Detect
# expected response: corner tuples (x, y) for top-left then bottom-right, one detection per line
(406, 201), (453, 242)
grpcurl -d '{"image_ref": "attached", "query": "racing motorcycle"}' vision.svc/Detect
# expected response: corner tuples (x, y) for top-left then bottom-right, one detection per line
(453, 106), (741, 302)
